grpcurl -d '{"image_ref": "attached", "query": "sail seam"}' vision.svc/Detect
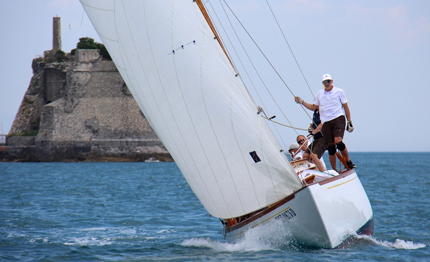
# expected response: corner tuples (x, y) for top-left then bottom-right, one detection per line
(114, 0), (212, 212)
(99, 34), (119, 43)
(166, 0), (223, 216)
(168, 30), (236, 218)
(141, 0), (213, 211)
(199, 31), (247, 217)
(214, 1), (283, 202)
(198, 1), (264, 215)
(80, 1), (114, 12)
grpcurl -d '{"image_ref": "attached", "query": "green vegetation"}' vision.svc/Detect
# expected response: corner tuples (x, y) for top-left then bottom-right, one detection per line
(55, 50), (66, 62)
(24, 97), (34, 104)
(122, 82), (130, 95)
(8, 117), (41, 137)
(71, 37), (112, 60)
(16, 130), (39, 136)
(9, 129), (39, 137)
(31, 117), (41, 131)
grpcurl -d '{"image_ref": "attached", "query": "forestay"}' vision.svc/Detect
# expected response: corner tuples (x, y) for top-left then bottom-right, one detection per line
(80, 0), (302, 219)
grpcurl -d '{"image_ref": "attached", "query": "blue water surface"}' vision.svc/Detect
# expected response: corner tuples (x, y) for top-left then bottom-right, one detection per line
(0, 152), (429, 261)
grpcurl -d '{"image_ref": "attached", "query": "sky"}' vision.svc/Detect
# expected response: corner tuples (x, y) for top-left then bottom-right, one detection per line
(0, 0), (429, 152)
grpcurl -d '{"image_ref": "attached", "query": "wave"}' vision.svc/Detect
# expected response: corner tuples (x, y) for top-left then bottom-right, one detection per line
(356, 234), (426, 250)
(182, 220), (426, 252)
(182, 219), (298, 252)
(64, 236), (113, 246)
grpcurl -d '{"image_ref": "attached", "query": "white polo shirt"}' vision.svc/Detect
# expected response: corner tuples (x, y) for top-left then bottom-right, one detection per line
(313, 86), (347, 124)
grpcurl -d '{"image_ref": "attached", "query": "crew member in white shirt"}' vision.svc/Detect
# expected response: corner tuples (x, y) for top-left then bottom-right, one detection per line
(294, 74), (355, 171)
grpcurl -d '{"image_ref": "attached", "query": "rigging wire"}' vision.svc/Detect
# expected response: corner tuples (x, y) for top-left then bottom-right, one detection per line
(207, 1), (320, 149)
(80, 10), (85, 27)
(205, 1), (257, 105)
(266, 0), (314, 98)
(263, 8), (325, 167)
(265, 0), (321, 135)
(213, 1), (323, 161)
(221, 0), (314, 123)
(264, 0), (327, 160)
(222, 0), (293, 97)
(209, 0), (289, 147)
(204, 0), (289, 147)
(204, 1), (290, 147)
(260, 115), (308, 132)
(200, 1), (240, 76)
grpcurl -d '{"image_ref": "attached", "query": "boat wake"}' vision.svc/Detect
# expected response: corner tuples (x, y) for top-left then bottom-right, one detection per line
(181, 220), (300, 252)
(182, 220), (426, 252)
(353, 234), (426, 250)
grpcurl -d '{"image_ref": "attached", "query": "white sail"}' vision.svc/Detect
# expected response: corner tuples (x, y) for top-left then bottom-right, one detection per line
(80, 0), (302, 219)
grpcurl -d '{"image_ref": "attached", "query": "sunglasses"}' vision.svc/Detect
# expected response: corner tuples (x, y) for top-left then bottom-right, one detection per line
(297, 139), (305, 144)
(322, 80), (332, 84)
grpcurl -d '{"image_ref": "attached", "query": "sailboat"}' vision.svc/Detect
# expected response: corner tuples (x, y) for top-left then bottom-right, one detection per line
(80, 0), (373, 248)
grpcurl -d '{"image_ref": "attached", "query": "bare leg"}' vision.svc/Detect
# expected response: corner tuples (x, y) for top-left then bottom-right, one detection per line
(334, 137), (350, 161)
(329, 154), (337, 171)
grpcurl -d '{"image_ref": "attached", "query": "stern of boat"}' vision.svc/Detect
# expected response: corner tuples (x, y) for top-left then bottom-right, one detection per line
(305, 169), (374, 247)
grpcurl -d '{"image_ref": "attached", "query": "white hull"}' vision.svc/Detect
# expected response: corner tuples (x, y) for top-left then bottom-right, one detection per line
(224, 169), (373, 248)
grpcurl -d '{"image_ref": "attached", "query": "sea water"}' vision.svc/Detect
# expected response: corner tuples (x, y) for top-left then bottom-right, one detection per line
(1, 152), (429, 261)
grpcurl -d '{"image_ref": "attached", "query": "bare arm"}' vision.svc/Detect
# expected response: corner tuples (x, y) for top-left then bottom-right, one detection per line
(312, 123), (323, 135)
(343, 102), (351, 122)
(295, 97), (318, 111)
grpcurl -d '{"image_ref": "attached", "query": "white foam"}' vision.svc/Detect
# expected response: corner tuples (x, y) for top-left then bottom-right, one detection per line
(64, 237), (113, 246)
(182, 219), (295, 252)
(357, 234), (426, 249)
(28, 237), (49, 244)
(119, 228), (137, 234)
(183, 221), (427, 251)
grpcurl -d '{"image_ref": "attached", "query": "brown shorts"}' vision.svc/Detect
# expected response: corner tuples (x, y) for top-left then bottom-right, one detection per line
(322, 115), (346, 144)
(305, 137), (327, 159)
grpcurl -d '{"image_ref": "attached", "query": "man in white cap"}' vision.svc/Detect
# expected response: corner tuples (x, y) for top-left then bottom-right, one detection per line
(288, 142), (302, 161)
(294, 74), (355, 171)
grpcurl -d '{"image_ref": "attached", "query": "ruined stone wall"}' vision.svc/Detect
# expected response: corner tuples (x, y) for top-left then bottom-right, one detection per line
(2, 49), (172, 162)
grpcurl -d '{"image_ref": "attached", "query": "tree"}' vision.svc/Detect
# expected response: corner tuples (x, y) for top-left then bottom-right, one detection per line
(55, 50), (66, 62)
(72, 37), (112, 60)
(77, 37), (98, 49)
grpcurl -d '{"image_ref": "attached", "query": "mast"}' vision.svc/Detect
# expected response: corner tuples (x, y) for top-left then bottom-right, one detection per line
(194, 0), (233, 66)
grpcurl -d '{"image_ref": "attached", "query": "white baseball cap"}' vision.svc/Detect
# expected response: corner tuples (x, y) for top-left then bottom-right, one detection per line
(289, 143), (299, 150)
(322, 74), (332, 81)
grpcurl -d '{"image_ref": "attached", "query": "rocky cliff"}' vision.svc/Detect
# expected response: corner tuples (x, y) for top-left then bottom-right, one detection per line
(1, 49), (172, 162)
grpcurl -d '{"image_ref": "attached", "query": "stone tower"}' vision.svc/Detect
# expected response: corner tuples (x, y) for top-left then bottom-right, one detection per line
(53, 17), (61, 51)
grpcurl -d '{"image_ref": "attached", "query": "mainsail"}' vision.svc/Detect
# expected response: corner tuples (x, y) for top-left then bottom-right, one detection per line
(80, 0), (302, 219)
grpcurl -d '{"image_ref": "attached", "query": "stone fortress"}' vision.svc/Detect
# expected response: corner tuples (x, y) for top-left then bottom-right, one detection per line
(0, 17), (172, 162)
